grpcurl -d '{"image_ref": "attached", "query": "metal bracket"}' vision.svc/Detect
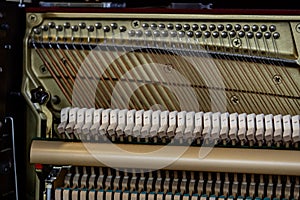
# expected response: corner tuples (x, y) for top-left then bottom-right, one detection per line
(45, 166), (71, 200)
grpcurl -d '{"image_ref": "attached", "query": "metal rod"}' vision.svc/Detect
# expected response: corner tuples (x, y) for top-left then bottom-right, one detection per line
(5, 117), (18, 200)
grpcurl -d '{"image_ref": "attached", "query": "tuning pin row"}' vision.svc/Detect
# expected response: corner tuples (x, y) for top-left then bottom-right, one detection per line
(33, 22), (124, 34)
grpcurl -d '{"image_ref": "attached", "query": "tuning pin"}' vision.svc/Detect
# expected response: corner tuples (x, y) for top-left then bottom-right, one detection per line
(79, 22), (86, 29)
(135, 30), (143, 37)
(71, 25), (79, 32)
(41, 25), (48, 31)
(264, 32), (271, 39)
(178, 30), (185, 37)
(273, 32), (280, 39)
(103, 25), (110, 32)
(204, 31), (211, 38)
(170, 30), (177, 37)
(128, 30), (135, 37)
(48, 22), (55, 29)
(195, 31), (202, 38)
(209, 24), (216, 31)
(110, 23), (118, 30)
(33, 28), (41, 34)
(55, 25), (63, 32)
(63, 22), (71, 29)
(153, 30), (160, 37)
(260, 25), (268, 32)
(161, 30), (168, 37)
(187, 31), (195, 38)
(221, 31), (228, 38)
(95, 23), (102, 29)
(217, 24), (224, 31)
(256, 32), (263, 39)
(119, 26), (127, 32)
(87, 25), (94, 32)
(144, 30), (152, 37)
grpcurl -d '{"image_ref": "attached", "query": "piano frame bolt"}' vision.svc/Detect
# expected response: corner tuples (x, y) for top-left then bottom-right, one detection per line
(230, 95), (239, 104)
(39, 65), (48, 74)
(232, 38), (242, 48)
(28, 14), (37, 23)
(273, 75), (282, 84)
(132, 20), (140, 29)
(296, 23), (300, 33)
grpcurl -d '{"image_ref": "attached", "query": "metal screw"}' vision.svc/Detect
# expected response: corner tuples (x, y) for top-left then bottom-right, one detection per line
(296, 24), (300, 33)
(39, 65), (48, 74)
(28, 14), (37, 23)
(273, 75), (282, 84)
(132, 20), (140, 29)
(232, 38), (242, 48)
(230, 95), (239, 104)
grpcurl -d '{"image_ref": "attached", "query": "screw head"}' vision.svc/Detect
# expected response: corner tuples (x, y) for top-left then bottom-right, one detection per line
(232, 38), (242, 47)
(132, 20), (140, 28)
(296, 24), (300, 33)
(39, 65), (48, 74)
(273, 75), (282, 84)
(28, 14), (37, 22)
